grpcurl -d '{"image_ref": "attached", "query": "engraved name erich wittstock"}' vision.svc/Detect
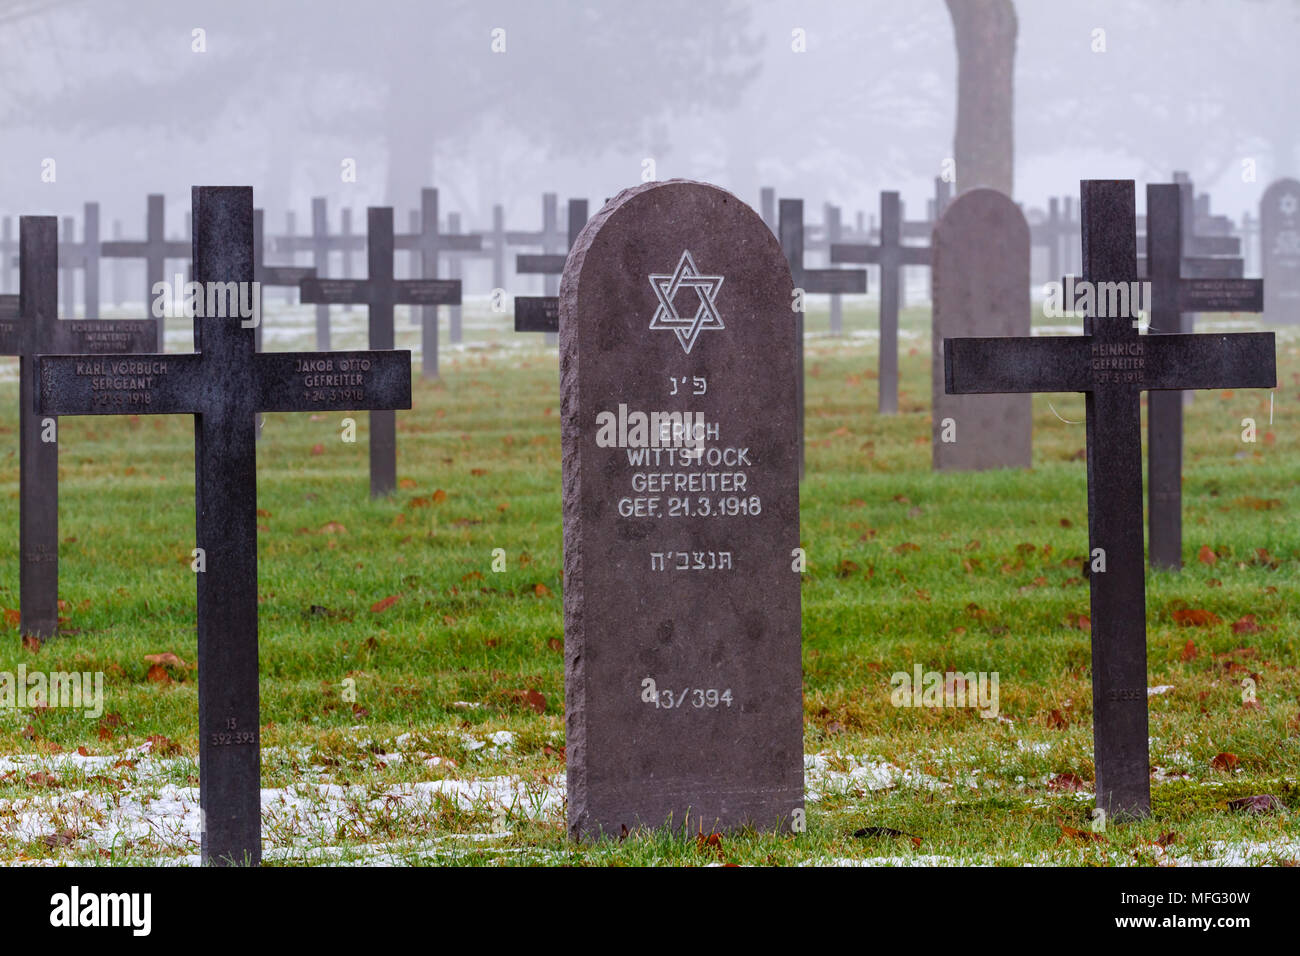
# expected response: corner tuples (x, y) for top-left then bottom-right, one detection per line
(596, 403), (760, 524)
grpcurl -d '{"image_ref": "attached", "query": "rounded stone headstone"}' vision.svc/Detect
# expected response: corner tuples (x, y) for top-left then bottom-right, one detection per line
(931, 187), (1032, 471)
(559, 179), (804, 841)
(1261, 177), (1300, 324)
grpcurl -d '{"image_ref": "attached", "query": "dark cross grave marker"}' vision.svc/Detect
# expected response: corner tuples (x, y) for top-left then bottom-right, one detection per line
(252, 209), (316, 354)
(100, 194), (190, 348)
(1144, 183), (1263, 571)
(1173, 172), (1240, 257)
(903, 177), (954, 238)
(39, 186), (411, 863)
(931, 188), (1032, 471)
(513, 198), (589, 337)
(341, 206), (357, 314)
(761, 186), (776, 234)
(830, 190), (927, 415)
(485, 204), (508, 291)
(443, 211), (492, 345)
(824, 203), (844, 336)
(779, 198), (867, 479)
(561, 178), (803, 840)
(300, 206), (457, 497)
(273, 197), (368, 349)
(1261, 177), (1300, 324)
(1032, 197), (1069, 287)
(1240, 209), (1259, 276)
(57, 203), (102, 319)
(945, 179), (1275, 820)
(901, 180), (953, 310)
(396, 188), (483, 378)
(1, 218), (156, 640)
(280, 211), (300, 304)
(110, 220), (125, 308)
(59, 217), (77, 316)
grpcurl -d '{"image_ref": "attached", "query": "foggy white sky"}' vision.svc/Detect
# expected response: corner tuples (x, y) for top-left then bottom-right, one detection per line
(1, 0), (1295, 235)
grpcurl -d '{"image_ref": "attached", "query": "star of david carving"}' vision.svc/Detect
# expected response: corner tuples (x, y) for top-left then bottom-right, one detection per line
(1280, 192), (1299, 217)
(648, 250), (724, 354)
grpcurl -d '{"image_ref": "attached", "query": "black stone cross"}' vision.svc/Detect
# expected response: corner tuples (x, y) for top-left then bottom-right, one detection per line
(829, 191), (926, 415)
(824, 203), (845, 335)
(903, 177), (953, 239)
(272, 197), (367, 350)
(513, 198), (589, 335)
(1033, 196), (1083, 281)
(779, 197), (868, 479)
(1, 217), (156, 640)
(395, 188), (482, 379)
(57, 203), (102, 319)
(761, 186), (776, 233)
(100, 194), (190, 349)
(443, 211), (492, 345)
(39, 187), (411, 864)
(300, 206), (457, 497)
(1144, 183), (1264, 571)
(945, 179), (1275, 821)
(252, 209), (316, 354)
(484, 204), (509, 291)
(1173, 172), (1240, 257)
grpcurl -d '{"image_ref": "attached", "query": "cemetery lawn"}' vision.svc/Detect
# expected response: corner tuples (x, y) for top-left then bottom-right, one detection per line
(0, 300), (1296, 866)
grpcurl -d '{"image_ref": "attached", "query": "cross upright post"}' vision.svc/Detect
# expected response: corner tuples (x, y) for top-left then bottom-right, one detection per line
(252, 209), (316, 354)
(487, 204), (507, 291)
(1144, 183), (1263, 570)
(59, 217), (78, 316)
(39, 186), (412, 863)
(945, 179), (1276, 821)
(395, 188), (483, 378)
(779, 197), (868, 479)
(443, 211), (492, 344)
(300, 206), (459, 497)
(513, 198), (589, 336)
(824, 203), (844, 336)
(1, 217), (156, 640)
(64, 202), (102, 319)
(760, 187), (776, 233)
(830, 190), (926, 415)
(100, 194), (190, 348)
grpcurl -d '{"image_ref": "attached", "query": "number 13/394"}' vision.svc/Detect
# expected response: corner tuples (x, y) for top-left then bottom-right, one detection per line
(640, 678), (733, 710)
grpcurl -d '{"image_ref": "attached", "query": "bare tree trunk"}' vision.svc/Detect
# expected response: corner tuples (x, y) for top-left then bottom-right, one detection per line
(945, 0), (1017, 196)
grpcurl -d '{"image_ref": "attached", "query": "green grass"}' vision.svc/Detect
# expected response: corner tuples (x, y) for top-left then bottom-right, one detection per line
(0, 298), (1295, 866)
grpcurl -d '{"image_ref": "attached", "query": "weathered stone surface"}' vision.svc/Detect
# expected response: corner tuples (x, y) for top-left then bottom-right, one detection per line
(561, 179), (803, 840)
(930, 188), (1031, 471)
(1262, 177), (1300, 323)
